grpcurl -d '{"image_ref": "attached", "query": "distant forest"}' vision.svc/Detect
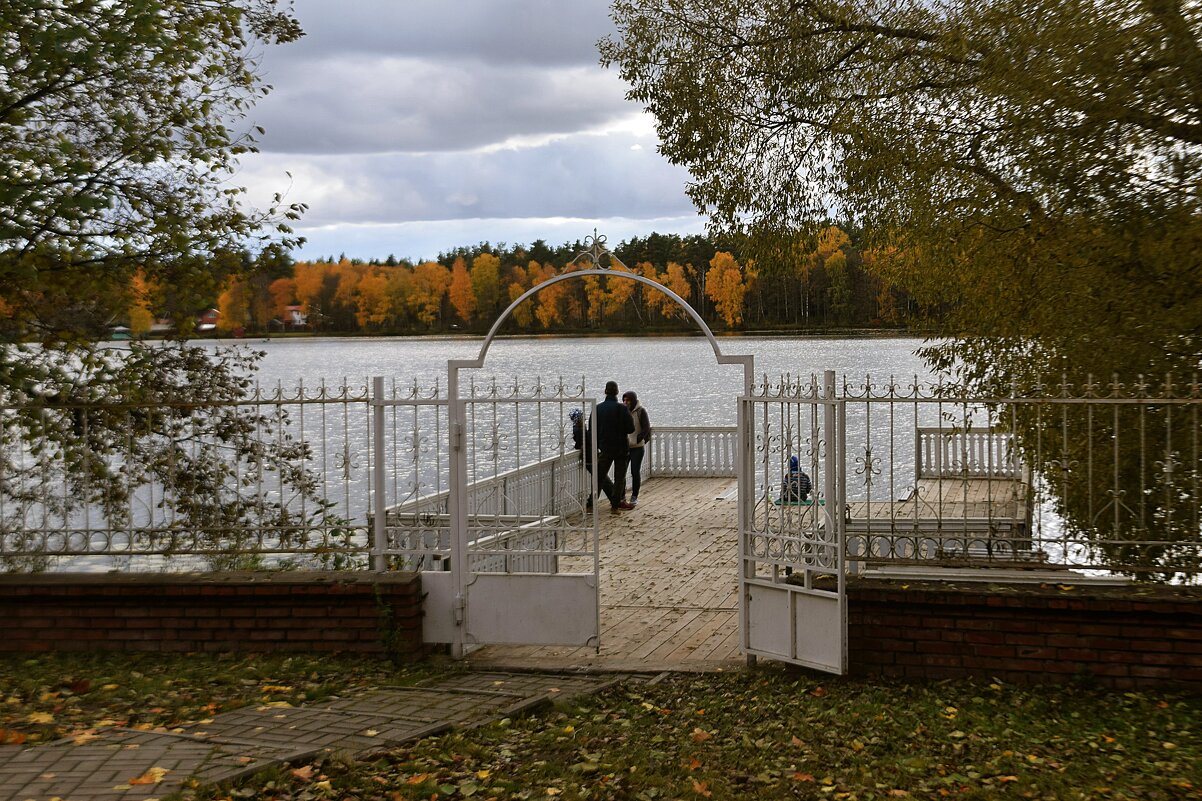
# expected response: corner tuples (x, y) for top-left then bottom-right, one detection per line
(128, 228), (917, 337)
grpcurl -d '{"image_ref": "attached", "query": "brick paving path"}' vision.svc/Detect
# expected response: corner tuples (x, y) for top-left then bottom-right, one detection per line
(0, 671), (628, 801)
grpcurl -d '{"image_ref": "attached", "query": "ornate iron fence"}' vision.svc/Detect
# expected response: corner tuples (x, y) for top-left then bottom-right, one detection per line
(4, 369), (1199, 582)
(0, 380), (376, 572)
(750, 374), (1202, 581)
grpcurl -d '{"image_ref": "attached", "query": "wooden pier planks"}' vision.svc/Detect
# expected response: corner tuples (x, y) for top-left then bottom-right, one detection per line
(466, 476), (744, 672)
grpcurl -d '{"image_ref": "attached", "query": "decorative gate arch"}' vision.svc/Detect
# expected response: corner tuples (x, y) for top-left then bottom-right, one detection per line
(409, 232), (846, 671)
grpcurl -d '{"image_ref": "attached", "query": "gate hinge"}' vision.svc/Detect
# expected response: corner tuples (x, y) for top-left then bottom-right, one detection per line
(453, 592), (466, 625)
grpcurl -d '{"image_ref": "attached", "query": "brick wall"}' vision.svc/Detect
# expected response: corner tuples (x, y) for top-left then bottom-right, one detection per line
(848, 579), (1202, 688)
(5, 573), (1199, 686)
(0, 572), (424, 659)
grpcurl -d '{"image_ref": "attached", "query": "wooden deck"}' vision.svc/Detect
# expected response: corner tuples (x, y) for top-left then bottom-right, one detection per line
(465, 476), (747, 673)
(843, 478), (1029, 529)
(463, 473), (1032, 673)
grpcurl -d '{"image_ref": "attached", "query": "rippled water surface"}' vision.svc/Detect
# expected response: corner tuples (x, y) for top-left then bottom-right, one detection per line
(213, 333), (933, 426)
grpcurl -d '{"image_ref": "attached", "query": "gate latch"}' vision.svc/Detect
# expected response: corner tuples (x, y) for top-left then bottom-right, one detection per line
(453, 592), (466, 625)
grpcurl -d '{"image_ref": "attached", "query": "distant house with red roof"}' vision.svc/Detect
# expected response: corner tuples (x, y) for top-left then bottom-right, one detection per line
(284, 305), (307, 329)
(196, 308), (220, 333)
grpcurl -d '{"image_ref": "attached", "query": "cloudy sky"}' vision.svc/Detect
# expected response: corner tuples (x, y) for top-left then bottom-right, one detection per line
(237, 0), (705, 263)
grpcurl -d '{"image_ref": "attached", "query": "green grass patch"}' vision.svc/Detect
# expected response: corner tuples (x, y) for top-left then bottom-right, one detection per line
(0, 652), (432, 745)
(184, 668), (1201, 801)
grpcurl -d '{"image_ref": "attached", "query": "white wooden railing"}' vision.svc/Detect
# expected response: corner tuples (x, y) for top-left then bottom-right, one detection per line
(386, 451), (587, 520)
(383, 450), (588, 572)
(916, 427), (1024, 480)
(646, 426), (738, 477)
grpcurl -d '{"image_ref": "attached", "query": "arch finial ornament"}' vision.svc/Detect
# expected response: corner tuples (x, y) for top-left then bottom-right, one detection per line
(577, 229), (614, 270)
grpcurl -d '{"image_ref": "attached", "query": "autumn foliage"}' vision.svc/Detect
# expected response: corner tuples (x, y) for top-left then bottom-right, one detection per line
(116, 230), (906, 336)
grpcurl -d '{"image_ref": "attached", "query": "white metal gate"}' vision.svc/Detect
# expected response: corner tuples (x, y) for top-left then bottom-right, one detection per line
(369, 376), (598, 652)
(445, 353), (602, 654)
(739, 372), (847, 674)
(455, 388), (599, 649)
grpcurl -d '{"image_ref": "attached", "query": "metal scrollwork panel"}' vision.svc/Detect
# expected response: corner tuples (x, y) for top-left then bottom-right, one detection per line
(746, 398), (834, 575)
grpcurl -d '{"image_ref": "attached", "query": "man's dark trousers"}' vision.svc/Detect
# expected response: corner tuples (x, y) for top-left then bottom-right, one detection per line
(596, 450), (629, 508)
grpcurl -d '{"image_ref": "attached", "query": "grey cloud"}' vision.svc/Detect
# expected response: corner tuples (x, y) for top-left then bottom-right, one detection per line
(233, 0), (696, 252)
(252, 57), (630, 154)
(279, 0), (614, 68)
(241, 131), (696, 226)
(292, 215), (709, 263)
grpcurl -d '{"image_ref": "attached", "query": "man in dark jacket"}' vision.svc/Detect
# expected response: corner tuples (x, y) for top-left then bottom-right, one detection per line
(590, 380), (635, 512)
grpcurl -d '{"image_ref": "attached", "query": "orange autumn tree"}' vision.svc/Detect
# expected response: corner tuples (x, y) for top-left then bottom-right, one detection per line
(560, 262), (588, 325)
(534, 265), (569, 328)
(354, 269), (392, 330)
(331, 260), (365, 328)
(705, 251), (747, 327)
(660, 262), (692, 320)
(636, 261), (666, 319)
(127, 271), (157, 336)
(268, 277), (296, 322)
(410, 261), (451, 326)
(377, 266), (414, 329)
(216, 276), (249, 333)
(506, 262), (535, 329)
(291, 262), (324, 311)
(293, 261), (339, 330)
(448, 256), (476, 324)
(470, 253), (501, 320)
(581, 274), (606, 325)
(603, 267), (637, 318)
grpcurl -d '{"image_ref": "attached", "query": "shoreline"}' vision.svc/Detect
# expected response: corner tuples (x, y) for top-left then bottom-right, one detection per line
(103, 327), (926, 345)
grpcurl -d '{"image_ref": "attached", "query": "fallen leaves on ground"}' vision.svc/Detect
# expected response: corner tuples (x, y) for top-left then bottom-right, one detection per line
(0, 653), (432, 743)
(129, 766), (170, 785)
(167, 671), (1201, 801)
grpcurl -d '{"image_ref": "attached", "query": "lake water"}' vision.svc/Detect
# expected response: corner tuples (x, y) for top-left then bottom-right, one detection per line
(209, 332), (934, 427)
